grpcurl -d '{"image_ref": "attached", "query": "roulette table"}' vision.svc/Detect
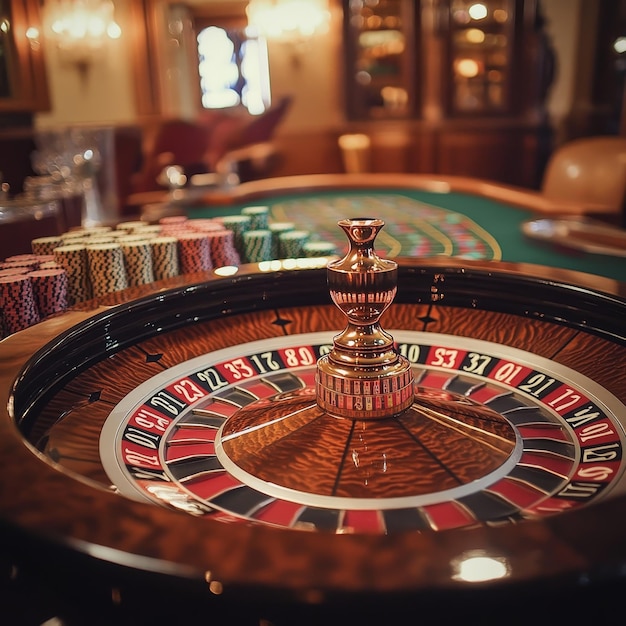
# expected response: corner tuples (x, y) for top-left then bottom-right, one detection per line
(182, 173), (626, 280)
(2, 176), (626, 625)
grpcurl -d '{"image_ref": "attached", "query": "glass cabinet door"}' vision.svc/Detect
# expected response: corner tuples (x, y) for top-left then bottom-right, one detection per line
(447, 0), (518, 115)
(343, 0), (527, 121)
(343, 0), (418, 120)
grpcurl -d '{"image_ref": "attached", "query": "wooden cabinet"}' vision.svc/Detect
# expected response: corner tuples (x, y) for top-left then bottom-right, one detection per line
(0, 0), (49, 114)
(342, 0), (554, 187)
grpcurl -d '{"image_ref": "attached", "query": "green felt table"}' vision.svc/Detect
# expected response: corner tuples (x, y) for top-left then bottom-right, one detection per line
(184, 175), (624, 282)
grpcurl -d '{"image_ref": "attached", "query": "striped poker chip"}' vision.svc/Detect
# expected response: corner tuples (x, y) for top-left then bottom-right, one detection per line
(132, 225), (162, 237)
(38, 261), (63, 270)
(27, 268), (69, 318)
(268, 222), (295, 258)
(0, 274), (40, 335)
(206, 229), (241, 267)
(31, 236), (63, 255)
(189, 219), (224, 233)
(150, 237), (180, 280)
(220, 214), (252, 258)
(0, 267), (29, 277)
(120, 239), (154, 286)
(158, 215), (188, 226)
(242, 229), (272, 263)
(115, 220), (147, 232)
(0, 259), (40, 272)
(35, 255), (56, 263)
(303, 241), (339, 257)
(117, 234), (152, 244)
(4, 254), (40, 264)
(241, 205), (269, 231)
(53, 244), (92, 304)
(83, 236), (116, 245)
(60, 230), (87, 242)
(177, 233), (212, 274)
(278, 229), (310, 259)
(86, 243), (128, 297)
(83, 226), (113, 236)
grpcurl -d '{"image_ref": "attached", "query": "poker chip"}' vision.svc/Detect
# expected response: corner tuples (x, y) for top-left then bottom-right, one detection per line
(158, 216), (188, 226)
(220, 214), (252, 258)
(38, 261), (63, 270)
(0, 267), (29, 277)
(189, 219), (224, 233)
(27, 269), (69, 318)
(268, 222), (296, 258)
(86, 243), (128, 297)
(83, 236), (116, 246)
(35, 255), (56, 263)
(121, 240), (154, 286)
(278, 229), (310, 259)
(116, 220), (147, 232)
(150, 237), (180, 280)
(303, 241), (338, 257)
(0, 259), (40, 272)
(241, 205), (270, 230)
(206, 229), (241, 267)
(132, 225), (162, 237)
(31, 236), (63, 255)
(117, 234), (151, 244)
(60, 230), (87, 242)
(242, 229), (273, 263)
(53, 244), (92, 304)
(177, 233), (213, 274)
(4, 254), (40, 264)
(0, 274), (40, 335)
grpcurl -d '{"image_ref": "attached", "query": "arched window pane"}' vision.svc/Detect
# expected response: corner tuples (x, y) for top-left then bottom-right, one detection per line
(197, 26), (271, 114)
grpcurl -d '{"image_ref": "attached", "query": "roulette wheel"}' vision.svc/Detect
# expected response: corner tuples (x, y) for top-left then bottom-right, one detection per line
(1, 217), (626, 625)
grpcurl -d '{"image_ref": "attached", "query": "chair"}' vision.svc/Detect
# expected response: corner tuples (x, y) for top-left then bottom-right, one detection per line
(541, 136), (626, 216)
(338, 133), (371, 173)
(203, 95), (292, 171)
(130, 120), (214, 194)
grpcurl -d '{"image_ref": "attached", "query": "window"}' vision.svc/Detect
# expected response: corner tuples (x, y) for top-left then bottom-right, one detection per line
(196, 25), (271, 115)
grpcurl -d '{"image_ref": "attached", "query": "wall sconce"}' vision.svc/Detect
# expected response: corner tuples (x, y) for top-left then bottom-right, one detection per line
(246, 0), (330, 65)
(47, 0), (121, 78)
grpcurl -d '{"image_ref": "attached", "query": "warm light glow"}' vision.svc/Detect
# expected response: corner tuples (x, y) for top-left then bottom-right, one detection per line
(468, 3), (488, 20)
(246, 0), (330, 43)
(465, 28), (485, 44)
(456, 58), (480, 78)
(47, 0), (122, 66)
(452, 553), (509, 582)
(614, 36), (626, 54)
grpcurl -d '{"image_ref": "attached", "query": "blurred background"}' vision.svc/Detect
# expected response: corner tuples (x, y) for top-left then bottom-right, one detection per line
(0, 0), (624, 219)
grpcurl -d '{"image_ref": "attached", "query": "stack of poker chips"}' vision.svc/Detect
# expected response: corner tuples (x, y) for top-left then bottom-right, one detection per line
(27, 269), (69, 318)
(241, 205), (269, 230)
(3, 205), (336, 338)
(268, 222), (296, 258)
(0, 274), (40, 336)
(53, 244), (92, 304)
(177, 232), (213, 273)
(120, 240), (155, 286)
(242, 230), (273, 263)
(0, 254), (69, 337)
(86, 243), (128, 298)
(219, 214), (252, 260)
(302, 241), (338, 257)
(150, 237), (180, 280)
(278, 229), (311, 259)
